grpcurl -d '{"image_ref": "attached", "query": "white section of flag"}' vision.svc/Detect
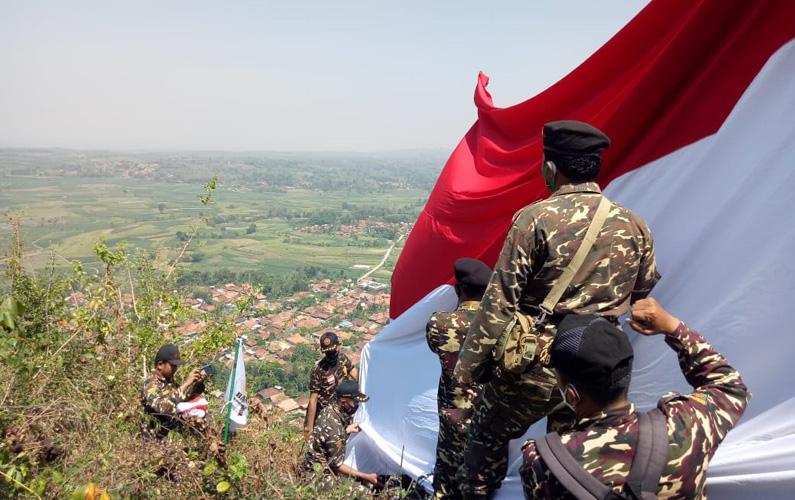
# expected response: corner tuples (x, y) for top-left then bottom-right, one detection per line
(225, 339), (249, 429)
(347, 40), (795, 499)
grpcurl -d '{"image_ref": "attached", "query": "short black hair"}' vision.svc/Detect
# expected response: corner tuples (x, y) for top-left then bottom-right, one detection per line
(559, 360), (632, 407)
(583, 372), (631, 406)
(547, 153), (601, 182)
(458, 283), (487, 300)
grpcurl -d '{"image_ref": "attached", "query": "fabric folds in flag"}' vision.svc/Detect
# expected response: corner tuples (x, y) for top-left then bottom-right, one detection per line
(351, 1), (795, 499)
(390, 0), (795, 318)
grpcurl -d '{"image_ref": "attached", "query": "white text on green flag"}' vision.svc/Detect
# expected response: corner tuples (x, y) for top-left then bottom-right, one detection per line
(224, 339), (248, 432)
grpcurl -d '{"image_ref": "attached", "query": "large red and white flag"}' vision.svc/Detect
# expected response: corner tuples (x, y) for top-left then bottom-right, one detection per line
(348, 1), (795, 498)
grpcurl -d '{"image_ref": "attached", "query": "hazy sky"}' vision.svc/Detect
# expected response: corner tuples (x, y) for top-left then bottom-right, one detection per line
(0, 1), (648, 151)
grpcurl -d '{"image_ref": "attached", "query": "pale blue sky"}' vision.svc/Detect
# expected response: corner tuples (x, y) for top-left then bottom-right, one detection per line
(0, 1), (648, 151)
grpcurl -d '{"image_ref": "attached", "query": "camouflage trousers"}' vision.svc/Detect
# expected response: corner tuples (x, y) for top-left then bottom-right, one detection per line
(432, 409), (470, 500)
(457, 364), (571, 498)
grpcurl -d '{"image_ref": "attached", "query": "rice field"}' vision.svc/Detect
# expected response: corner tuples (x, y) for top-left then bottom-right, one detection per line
(1, 175), (425, 280)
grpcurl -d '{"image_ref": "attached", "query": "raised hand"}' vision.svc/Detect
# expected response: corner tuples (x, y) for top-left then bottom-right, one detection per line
(627, 298), (681, 336)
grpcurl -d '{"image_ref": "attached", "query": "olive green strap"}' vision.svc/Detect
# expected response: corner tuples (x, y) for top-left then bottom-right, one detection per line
(540, 196), (612, 315)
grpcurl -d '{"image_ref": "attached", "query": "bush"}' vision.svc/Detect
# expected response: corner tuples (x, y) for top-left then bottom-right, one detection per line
(0, 180), (417, 498)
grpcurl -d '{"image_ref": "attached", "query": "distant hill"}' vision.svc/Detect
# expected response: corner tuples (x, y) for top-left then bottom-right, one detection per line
(0, 148), (447, 191)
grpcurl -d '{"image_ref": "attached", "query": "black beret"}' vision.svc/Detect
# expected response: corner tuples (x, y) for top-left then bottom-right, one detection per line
(548, 315), (633, 389)
(543, 120), (610, 157)
(454, 258), (492, 288)
(319, 331), (339, 352)
(335, 379), (369, 402)
(155, 344), (186, 365)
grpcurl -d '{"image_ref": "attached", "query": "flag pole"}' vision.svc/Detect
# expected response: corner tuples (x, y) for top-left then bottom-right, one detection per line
(223, 338), (240, 446)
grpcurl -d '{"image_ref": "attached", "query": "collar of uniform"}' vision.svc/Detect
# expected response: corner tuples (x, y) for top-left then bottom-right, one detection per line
(459, 301), (480, 311)
(329, 403), (352, 426)
(573, 403), (635, 430)
(552, 181), (602, 198)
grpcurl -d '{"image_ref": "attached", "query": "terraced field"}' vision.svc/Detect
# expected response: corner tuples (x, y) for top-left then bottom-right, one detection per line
(1, 174), (425, 282)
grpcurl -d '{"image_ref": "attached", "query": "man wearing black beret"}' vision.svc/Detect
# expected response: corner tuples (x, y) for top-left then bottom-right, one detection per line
(141, 343), (208, 436)
(520, 298), (749, 499)
(305, 380), (382, 489)
(426, 257), (491, 499)
(455, 120), (661, 498)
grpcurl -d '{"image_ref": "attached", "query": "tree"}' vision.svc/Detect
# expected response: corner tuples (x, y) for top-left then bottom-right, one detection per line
(157, 202), (166, 213)
(246, 223), (257, 235)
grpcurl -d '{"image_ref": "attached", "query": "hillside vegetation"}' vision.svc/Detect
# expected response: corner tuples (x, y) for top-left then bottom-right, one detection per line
(0, 179), (418, 498)
(0, 149), (437, 283)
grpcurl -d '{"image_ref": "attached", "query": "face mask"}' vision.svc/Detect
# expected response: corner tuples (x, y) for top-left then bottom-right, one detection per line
(342, 401), (359, 415)
(543, 161), (559, 193)
(558, 384), (580, 411)
(325, 350), (338, 360)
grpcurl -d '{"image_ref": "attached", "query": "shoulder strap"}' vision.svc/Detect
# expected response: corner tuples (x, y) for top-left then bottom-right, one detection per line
(536, 433), (612, 500)
(540, 196), (612, 315)
(625, 409), (669, 500)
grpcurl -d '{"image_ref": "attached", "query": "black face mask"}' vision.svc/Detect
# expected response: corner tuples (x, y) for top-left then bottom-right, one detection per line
(324, 350), (338, 360)
(342, 401), (359, 415)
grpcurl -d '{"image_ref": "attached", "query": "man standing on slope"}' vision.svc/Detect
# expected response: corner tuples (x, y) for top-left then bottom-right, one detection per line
(304, 331), (358, 440)
(454, 120), (660, 498)
(426, 258), (491, 499)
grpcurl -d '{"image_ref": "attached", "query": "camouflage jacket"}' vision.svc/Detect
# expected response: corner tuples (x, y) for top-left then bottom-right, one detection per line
(141, 370), (204, 430)
(305, 403), (351, 472)
(520, 323), (750, 499)
(455, 182), (659, 384)
(426, 301), (481, 410)
(309, 353), (355, 411)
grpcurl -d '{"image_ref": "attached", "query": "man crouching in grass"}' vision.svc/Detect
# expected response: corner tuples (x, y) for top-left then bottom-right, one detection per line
(141, 343), (223, 455)
(304, 380), (382, 491)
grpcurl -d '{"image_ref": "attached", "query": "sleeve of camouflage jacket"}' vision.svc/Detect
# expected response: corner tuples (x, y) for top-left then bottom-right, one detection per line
(185, 381), (206, 401)
(322, 429), (346, 469)
(631, 219), (661, 302)
(343, 354), (354, 379)
(519, 441), (556, 500)
(308, 364), (321, 394)
(661, 322), (750, 447)
(143, 380), (185, 417)
(454, 218), (536, 385)
(425, 315), (441, 355)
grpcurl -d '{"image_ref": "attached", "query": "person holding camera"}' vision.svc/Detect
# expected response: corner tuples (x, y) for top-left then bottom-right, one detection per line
(141, 343), (211, 438)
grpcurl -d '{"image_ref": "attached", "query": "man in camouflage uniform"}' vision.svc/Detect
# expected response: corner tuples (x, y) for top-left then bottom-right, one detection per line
(141, 343), (210, 438)
(454, 120), (660, 498)
(305, 379), (380, 489)
(521, 298), (750, 499)
(426, 258), (492, 499)
(304, 331), (358, 439)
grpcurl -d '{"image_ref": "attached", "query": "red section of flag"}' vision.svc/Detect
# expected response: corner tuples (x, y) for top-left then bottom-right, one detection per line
(390, 0), (795, 318)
